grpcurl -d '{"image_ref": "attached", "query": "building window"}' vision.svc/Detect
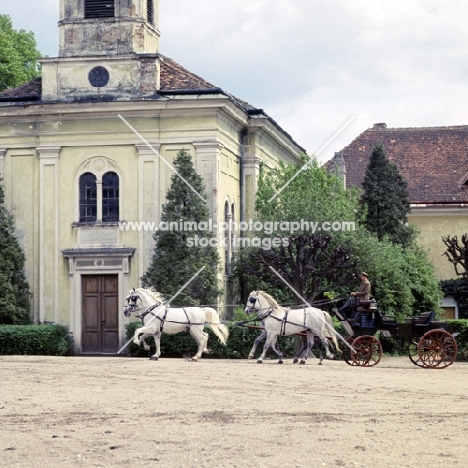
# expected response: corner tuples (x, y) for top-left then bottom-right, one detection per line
(147, 0), (154, 24)
(85, 0), (115, 19)
(102, 172), (119, 222)
(79, 173), (97, 222)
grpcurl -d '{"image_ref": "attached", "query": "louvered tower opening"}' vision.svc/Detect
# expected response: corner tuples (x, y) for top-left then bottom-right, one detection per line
(85, 0), (115, 19)
(147, 0), (154, 24)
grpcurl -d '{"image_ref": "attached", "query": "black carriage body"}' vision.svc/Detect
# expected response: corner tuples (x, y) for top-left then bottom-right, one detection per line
(347, 310), (448, 340)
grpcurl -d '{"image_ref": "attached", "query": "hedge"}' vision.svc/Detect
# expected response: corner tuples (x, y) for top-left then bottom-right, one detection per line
(0, 324), (74, 356)
(125, 321), (298, 359)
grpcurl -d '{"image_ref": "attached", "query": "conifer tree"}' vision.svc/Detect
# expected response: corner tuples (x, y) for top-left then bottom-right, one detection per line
(142, 150), (221, 306)
(361, 143), (415, 247)
(0, 183), (31, 324)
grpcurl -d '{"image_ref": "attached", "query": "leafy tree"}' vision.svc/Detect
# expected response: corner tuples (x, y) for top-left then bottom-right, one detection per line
(0, 183), (31, 324)
(0, 14), (42, 91)
(442, 234), (468, 279)
(234, 155), (442, 319)
(243, 233), (359, 303)
(255, 155), (363, 232)
(361, 143), (415, 247)
(141, 150), (222, 306)
(343, 231), (442, 319)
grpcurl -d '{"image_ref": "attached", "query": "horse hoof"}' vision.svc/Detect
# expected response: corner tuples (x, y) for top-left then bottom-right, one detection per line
(149, 356), (158, 361)
(191, 357), (198, 362)
(318, 362), (323, 365)
(299, 360), (306, 365)
(293, 358), (298, 364)
(256, 360), (263, 364)
(278, 360), (283, 364)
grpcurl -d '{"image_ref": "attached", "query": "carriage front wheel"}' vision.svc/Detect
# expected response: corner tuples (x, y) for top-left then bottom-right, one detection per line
(417, 329), (458, 369)
(350, 335), (382, 367)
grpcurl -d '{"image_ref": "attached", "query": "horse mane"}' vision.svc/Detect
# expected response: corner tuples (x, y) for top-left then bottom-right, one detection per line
(138, 287), (166, 303)
(258, 291), (280, 309)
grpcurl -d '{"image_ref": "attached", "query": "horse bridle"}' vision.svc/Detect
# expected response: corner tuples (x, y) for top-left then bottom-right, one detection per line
(246, 295), (273, 321)
(124, 291), (142, 317)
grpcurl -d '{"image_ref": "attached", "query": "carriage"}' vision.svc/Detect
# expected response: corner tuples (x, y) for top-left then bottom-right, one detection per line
(333, 299), (458, 368)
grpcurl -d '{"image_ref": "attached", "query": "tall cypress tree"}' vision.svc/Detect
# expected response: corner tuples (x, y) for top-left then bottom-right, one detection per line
(0, 183), (31, 324)
(361, 143), (414, 247)
(141, 150), (222, 306)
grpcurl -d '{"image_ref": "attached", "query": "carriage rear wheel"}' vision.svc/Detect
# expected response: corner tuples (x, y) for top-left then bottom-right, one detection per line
(417, 329), (458, 369)
(351, 335), (382, 367)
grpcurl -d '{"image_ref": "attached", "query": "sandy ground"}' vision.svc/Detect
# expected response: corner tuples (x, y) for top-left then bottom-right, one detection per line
(0, 354), (467, 468)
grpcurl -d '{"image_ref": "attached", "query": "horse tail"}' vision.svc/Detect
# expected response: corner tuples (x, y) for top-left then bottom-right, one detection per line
(203, 307), (230, 345)
(324, 311), (341, 352)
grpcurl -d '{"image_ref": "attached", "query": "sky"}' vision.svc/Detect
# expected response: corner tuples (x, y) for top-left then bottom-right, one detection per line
(2, 0), (468, 163)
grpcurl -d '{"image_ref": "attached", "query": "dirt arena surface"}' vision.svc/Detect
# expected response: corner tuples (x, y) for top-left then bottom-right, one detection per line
(1, 355), (467, 468)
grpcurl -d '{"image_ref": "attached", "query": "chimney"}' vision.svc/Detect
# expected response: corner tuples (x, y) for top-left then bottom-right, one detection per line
(333, 152), (346, 188)
(373, 123), (387, 130)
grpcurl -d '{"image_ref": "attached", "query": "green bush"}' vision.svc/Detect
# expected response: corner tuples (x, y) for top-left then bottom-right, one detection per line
(125, 320), (297, 359)
(0, 324), (73, 356)
(447, 319), (468, 361)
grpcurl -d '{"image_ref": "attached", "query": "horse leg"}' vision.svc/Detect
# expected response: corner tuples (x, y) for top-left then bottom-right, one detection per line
(248, 330), (267, 359)
(189, 326), (205, 362)
(293, 336), (307, 364)
(202, 331), (210, 354)
(318, 333), (335, 360)
(133, 327), (151, 351)
(150, 333), (162, 360)
(269, 336), (284, 364)
(257, 333), (277, 364)
(299, 332), (314, 365)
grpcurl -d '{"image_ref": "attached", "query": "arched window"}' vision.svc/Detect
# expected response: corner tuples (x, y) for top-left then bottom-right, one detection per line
(85, 0), (115, 19)
(102, 172), (119, 222)
(79, 173), (97, 222)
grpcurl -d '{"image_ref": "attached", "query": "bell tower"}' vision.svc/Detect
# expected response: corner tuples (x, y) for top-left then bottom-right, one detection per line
(41, 0), (161, 101)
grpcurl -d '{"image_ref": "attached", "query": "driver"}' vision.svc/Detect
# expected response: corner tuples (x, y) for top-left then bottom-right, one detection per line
(337, 272), (371, 316)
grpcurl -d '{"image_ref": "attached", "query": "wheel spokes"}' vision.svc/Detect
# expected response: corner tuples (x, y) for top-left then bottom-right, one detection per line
(417, 330), (458, 369)
(351, 336), (382, 367)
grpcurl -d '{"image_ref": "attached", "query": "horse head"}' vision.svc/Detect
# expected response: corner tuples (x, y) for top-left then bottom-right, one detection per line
(124, 288), (141, 317)
(245, 291), (262, 315)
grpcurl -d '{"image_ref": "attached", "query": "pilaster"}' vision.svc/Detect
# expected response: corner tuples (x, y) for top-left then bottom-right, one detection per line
(193, 140), (224, 224)
(136, 143), (160, 280)
(38, 147), (61, 324)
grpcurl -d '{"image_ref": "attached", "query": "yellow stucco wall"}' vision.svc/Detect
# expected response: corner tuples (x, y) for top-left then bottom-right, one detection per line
(409, 210), (468, 280)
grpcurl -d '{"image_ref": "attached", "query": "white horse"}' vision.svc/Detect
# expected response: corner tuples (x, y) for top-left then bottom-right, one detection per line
(123, 288), (229, 361)
(245, 290), (339, 365)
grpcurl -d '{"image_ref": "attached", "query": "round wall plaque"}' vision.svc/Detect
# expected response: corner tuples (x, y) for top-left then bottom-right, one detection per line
(88, 66), (110, 88)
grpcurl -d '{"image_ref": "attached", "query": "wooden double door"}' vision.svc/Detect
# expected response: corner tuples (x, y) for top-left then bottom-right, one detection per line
(82, 275), (119, 353)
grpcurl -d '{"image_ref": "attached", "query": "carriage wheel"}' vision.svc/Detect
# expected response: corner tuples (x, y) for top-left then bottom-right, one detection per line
(408, 339), (425, 368)
(417, 329), (458, 369)
(351, 335), (382, 367)
(342, 337), (359, 366)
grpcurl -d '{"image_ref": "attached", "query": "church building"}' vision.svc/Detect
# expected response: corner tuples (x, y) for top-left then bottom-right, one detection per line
(0, 0), (304, 352)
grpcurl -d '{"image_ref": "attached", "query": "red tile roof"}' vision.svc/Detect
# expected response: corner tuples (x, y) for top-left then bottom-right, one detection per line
(330, 123), (468, 205)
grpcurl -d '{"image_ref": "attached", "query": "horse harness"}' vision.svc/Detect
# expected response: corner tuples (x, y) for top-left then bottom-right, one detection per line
(251, 296), (311, 335)
(140, 303), (192, 333)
